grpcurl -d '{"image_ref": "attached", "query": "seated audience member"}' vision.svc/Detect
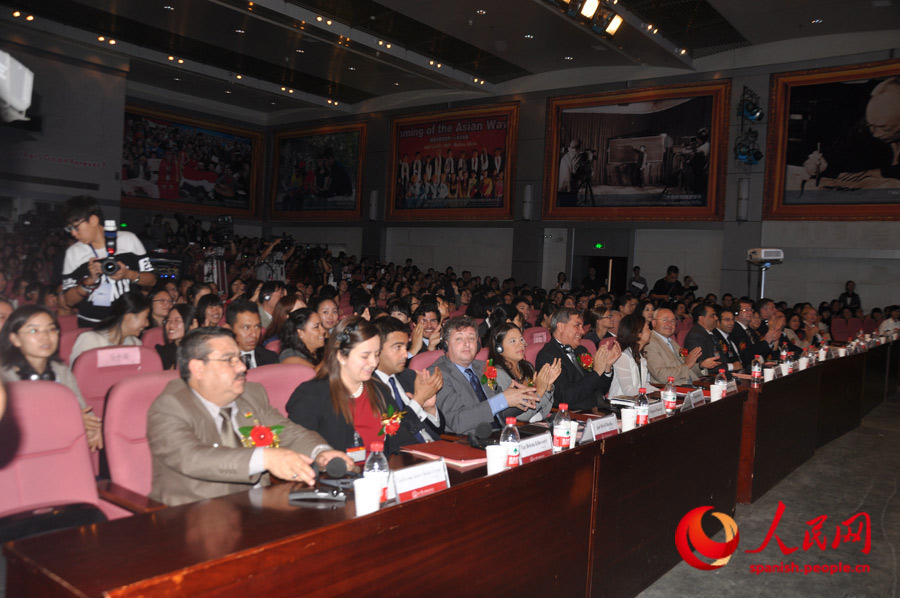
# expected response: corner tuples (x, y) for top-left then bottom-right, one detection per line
(0, 299), (13, 328)
(351, 292), (376, 321)
(783, 310), (821, 350)
(534, 307), (620, 412)
(801, 305), (831, 344)
(0, 305), (102, 451)
(488, 323), (561, 422)
(279, 308), (325, 368)
(480, 304), (517, 346)
(645, 308), (703, 386)
(771, 311), (802, 356)
(637, 299), (656, 323)
(311, 296), (340, 336)
(755, 298), (778, 337)
(511, 296), (533, 330)
(287, 317), (423, 454)
(257, 281), (287, 329)
(614, 295), (637, 317)
(149, 287), (174, 328)
(879, 305), (900, 335)
(731, 298), (780, 366)
(608, 310), (623, 337)
(263, 294), (306, 345)
(537, 301), (555, 330)
(187, 282), (213, 307)
(196, 293), (225, 327)
(147, 327), (352, 507)
(682, 303), (722, 376)
(409, 301), (443, 356)
(584, 305), (615, 346)
(387, 299), (411, 324)
(609, 314), (658, 397)
(69, 292), (150, 365)
(226, 277), (247, 305)
(371, 317), (445, 441)
(713, 306), (744, 373)
(432, 316), (538, 434)
(649, 265), (685, 302)
(156, 304), (198, 370)
(224, 299), (276, 369)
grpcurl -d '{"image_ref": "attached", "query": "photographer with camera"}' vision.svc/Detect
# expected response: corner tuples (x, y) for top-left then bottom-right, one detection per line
(61, 196), (156, 328)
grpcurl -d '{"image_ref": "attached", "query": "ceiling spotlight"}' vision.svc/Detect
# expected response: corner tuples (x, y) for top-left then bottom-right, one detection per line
(12, 10), (20, 17)
(174, 77), (180, 81)
(348, 67), (356, 71)
(652, 27), (659, 34)
(25, 14), (34, 21)
(429, 60), (434, 65)
(580, 0), (600, 19)
(326, 20), (332, 25)
(474, 77), (479, 82)
(564, 56), (574, 61)
(225, 90), (232, 94)
(811, 18), (823, 24)
(436, 63), (441, 68)
(647, 23), (653, 30)
(524, 33), (534, 39)
(334, 101), (339, 106)
(288, 89), (294, 93)
(386, 43), (392, 48)
(163, 5), (174, 11)
(271, 101), (276, 105)
(281, 86), (286, 91)
(476, 9), (486, 15)
(679, 48), (687, 55)
(177, 59), (184, 63)
(606, 14), (623, 35)
(235, 29), (245, 34)
(378, 40), (384, 45)
(236, 74), (242, 79)
(108, 39), (116, 44)
(316, 16), (323, 21)
(480, 80), (485, 85)
(98, 36), (106, 41)
(592, 10), (623, 37)
(394, 82), (399, 86)
(168, 55), (174, 60)
(327, 99), (332, 104)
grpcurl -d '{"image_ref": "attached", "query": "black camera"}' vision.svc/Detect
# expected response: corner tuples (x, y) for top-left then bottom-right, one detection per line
(100, 220), (120, 276)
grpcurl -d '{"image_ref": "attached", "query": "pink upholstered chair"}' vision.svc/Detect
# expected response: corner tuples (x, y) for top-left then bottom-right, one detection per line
(580, 339), (597, 355)
(409, 350), (442, 372)
(141, 327), (165, 349)
(476, 347), (489, 362)
(58, 328), (89, 365)
(862, 318), (878, 334)
(56, 314), (80, 333)
(264, 339), (282, 355)
(72, 346), (164, 419)
(524, 327), (551, 345)
(524, 342), (546, 365)
(831, 318), (849, 342)
(847, 318), (863, 339)
(246, 363), (315, 416)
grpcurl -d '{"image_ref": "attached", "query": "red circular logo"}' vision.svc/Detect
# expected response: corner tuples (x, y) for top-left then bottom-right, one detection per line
(675, 506), (740, 570)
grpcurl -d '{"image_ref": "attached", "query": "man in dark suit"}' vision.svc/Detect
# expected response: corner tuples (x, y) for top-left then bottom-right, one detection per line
(225, 300), (278, 369)
(683, 304), (722, 376)
(755, 298), (778, 338)
(432, 316), (537, 434)
(713, 306), (744, 373)
(147, 327), (352, 506)
(534, 307), (620, 412)
(731, 298), (780, 366)
(373, 317), (445, 442)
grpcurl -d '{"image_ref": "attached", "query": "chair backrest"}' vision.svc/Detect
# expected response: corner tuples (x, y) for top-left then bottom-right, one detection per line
(58, 328), (90, 365)
(524, 342), (546, 365)
(57, 314), (80, 333)
(141, 327), (165, 349)
(72, 346), (163, 417)
(409, 350), (442, 372)
(580, 339), (597, 355)
(524, 326), (551, 345)
(246, 363), (315, 416)
(0, 382), (100, 518)
(104, 370), (180, 496)
(476, 347), (489, 362)
(862, 318), (878, 334)
(599, 336), (618, 350)
(831, 318), (849, 342)
(847, 318), (863, 338)
(675, 329), (689, 347)
(264, 339), (282, 355)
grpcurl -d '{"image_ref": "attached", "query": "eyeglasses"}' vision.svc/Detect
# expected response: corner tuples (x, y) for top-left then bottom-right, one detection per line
(202, 354), (243, 367)
(64, 219), (86, 234)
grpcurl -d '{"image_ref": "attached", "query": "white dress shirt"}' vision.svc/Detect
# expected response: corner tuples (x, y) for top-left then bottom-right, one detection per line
(374, 370), (440, 441)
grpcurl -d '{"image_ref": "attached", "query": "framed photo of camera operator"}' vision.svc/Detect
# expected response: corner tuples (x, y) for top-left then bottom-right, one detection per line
(542, 81), (730, 221)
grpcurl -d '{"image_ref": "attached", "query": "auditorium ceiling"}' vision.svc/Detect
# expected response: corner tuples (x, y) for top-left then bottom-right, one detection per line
(0, 0), (898, 118)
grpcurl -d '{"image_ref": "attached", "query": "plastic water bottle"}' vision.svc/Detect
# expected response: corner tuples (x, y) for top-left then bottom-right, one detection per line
(779, 343), (789, 363)
(363, 442), (390, 504)
(636, 388), (649, 426)
(751, 354), (763, 388)
(499, 417), (521, 469)
(662, 377), (678, 414)
(552, 403), (572, 453)
(347, 430), (367, 466)
(714, 369), (728, 396)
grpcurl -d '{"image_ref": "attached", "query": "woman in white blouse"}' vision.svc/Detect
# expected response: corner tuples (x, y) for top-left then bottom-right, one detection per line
(609, 314), (658, 397)
(69, 292), (150, 365)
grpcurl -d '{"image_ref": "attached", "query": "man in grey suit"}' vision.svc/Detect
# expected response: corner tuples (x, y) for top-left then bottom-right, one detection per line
(645, 308), (705, 385)
(147, 327), (352, 506)
(432, 316), (537, 435)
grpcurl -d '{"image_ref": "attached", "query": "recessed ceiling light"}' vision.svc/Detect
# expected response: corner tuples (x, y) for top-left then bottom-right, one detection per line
(25, 14), (34, 21)
(326, 20), (332, 25)
(386, 43), (392, 49)
(524, 34), (534, 39)
(236, 74), (242, 79)
(652, 27), (659, 34)
(679, 48), (687, 55)
(174, 77), (180, 81)
(474, 77), (479, 82)
(226, 90), (232, 94)
(168, 55), (174, 60)
(811, 18), (823, 24)
(348, 67), (356, 71)
(108, 39), (116, 44)
(296, 49), (304, 53)
(235, 29), (245, 34)
(564, 56), (573, 60)
(334, 101), (339, 106)
(163, 5), (174, 11)
(98, 36), (105, 41)
(394, 82), (399, 86)
(177, 58), (184, 64)
(316, 16), (323, 21)
(12, 10), (20, 17)
(476, 9), (486, 15)
(281, 86), (286, 91)
(436, 63), (441, 68)
(327, 99), (332, 104)
(429, 60), (434, 65)
(288, 89), (294, 93)
(378, 40), (384, 45)
(480, 80), (485, 85)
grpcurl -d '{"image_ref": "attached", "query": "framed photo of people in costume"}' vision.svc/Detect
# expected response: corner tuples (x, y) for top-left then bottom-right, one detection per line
(271, 122), (366, 221)
(542, 81), (730, 221)
(386, 103), (518, 221)
(121, 106), (262, 217)
(764, 59), (900, 220)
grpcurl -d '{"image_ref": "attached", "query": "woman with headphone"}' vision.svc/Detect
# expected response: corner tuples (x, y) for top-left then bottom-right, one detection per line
(487, 323), (561, 423)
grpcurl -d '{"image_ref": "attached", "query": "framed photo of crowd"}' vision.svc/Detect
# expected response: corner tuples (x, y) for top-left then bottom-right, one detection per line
(271, 122), (366, 221)
(764, 59), (900, 220)
(386, 103), (518, 221)
(542, 80), (730, 221)
(121, 106), (262, 217)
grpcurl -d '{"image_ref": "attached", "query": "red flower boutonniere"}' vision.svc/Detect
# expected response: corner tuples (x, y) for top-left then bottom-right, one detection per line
(379, 404), (405, 437)
(739, 341), (747, 351)
(579, 353), (593, 370)
(679, 348), (689, 358)
(481, 359), (498, 390)
(239, 411), (283, 448)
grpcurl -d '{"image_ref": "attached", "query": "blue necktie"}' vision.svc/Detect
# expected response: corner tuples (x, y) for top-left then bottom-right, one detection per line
(389, 377), (426, 443)
(464, 368), (490, 403)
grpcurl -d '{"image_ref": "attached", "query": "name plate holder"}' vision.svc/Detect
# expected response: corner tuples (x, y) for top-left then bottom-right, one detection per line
(392, 459), (450, 503)
(681, 389), (705, 411)
(519, 432), (553, 463)
(580, 414), (618, 444)
(725, 380), (738, 395)
(647, 401), (666, 421)
(97, 346), (142, 367)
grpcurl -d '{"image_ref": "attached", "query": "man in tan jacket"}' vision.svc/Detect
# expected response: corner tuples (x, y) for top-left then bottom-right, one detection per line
(645, 308), (707, 386)
(148, 327), (352, 506)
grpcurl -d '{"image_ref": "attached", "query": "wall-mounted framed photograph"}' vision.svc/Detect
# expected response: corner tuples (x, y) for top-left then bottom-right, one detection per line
(543, 80), (730, 221)
(386, 103), (518, 221)
(764, 59), (900, 220)
(271, 122), (366, 221)
(122, 106), (262, 217)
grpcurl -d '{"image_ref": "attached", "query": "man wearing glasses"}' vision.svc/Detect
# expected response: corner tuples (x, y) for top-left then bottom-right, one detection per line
(645, 308), (704, 386)
(60, 195), (156, 328)
(147, 327), (353, 506)
(731, 298), (780, 367)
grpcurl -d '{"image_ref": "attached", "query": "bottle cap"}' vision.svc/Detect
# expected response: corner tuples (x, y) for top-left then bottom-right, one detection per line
(505, 417), (516, 426)
(370, 442), (384, 452)
(638, 388), (646, 393)
(667, 376), (675, 382)
(755, 354), (761, 358)
(559, 403), (568, 411)
(718, 369), (725, 373)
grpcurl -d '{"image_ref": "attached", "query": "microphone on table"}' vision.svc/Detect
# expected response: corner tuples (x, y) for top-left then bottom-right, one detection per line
(289, 459), (355, 505)
(467, 421), (496, 449)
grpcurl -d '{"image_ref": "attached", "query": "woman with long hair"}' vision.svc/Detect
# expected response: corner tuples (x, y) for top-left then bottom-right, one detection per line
(279, 308), (325, 368)
(487, 323), (561, 422)
(69, 292), (150, 365)
(637, 299), (656, 324)
(0, 305), (103, 451)
(287, 317), (407, 453)
(155, 304), (198, 370)
(263, 294), (306, 344)
(149, 287), (174, 328)
(608, 314), (656, 397)
(196, 293), (224, 327)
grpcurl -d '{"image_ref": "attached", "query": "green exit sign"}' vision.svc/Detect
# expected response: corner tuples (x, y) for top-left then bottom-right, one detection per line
(594, 243), (605, 249)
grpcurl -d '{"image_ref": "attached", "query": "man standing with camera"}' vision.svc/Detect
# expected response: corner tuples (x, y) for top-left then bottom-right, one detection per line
(61, 195), (156, 328)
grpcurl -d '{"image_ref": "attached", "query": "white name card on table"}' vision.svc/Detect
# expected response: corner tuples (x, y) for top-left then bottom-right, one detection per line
(580, 414), (618, 444)
(648, 401), (666, 421)
(726, 380), (738, 395)
(392, 459), (450, 503)
(96, 346), (141, 367)
(532, 331), (549, 343)
(688, 389), (707, 408)
(519, 432), (553, 463)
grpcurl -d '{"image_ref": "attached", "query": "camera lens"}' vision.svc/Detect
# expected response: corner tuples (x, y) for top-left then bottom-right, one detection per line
(101, 258), (120, 276)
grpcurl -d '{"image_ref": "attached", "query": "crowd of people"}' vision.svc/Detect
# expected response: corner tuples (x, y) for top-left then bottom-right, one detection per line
(395, 147), (506, 209)
(1, 195), (898, 507)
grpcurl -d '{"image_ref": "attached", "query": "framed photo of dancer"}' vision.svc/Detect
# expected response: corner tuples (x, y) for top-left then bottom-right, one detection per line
(764, 59), (900, 220)
(271, 122), (366, 221)
(386, 103), (518, 221)
(542, 80), (730, 221)
(121, 106), (262, 217)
